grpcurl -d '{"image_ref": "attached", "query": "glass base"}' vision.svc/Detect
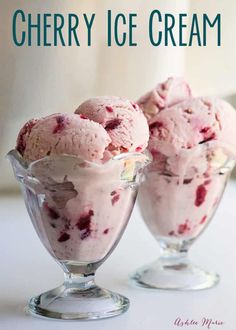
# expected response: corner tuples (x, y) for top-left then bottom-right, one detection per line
(131, 259), (220, 291)
(27, 285), (129, 320)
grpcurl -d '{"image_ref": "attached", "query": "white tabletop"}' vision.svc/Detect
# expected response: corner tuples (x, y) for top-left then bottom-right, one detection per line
(1, 180), (236, 330)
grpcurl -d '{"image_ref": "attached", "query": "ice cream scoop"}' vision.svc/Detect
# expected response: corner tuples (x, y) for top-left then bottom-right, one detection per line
(137, 77), (192, 120)
(16, 113), (111, 163)
(75, 96), (149, 155)
(17, 97), (149, 163)
(148, 97), (236, 176)
(149, 97), (221, 155)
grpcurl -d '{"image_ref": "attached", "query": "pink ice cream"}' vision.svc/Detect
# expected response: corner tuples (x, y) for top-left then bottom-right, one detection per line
(137, 77), (192, 120)
(148, 97), (236, 175)
(138, 78), (236, 242)
(75, 96), (149, 155)
(139, 172), (227, 240)
(15, 99), (149, 263)
(16, 113), (111, 163)
(24, 155), (139, 262)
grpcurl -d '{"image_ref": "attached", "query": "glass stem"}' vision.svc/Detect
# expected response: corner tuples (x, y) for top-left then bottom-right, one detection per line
(64, 271), (96, 291)
(159, 241), (190, 266)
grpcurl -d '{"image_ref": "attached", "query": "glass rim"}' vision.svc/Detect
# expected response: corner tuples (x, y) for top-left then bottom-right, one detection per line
(6, 148), (152, 171)
(145, 159), (236, 177)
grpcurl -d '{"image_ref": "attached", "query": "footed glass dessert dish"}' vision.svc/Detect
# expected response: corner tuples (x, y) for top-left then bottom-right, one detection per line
(131, 143), (236, 290)
(8, 150), (150, 320)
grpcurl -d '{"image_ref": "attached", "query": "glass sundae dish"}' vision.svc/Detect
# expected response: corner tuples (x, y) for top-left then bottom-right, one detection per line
(132, 77), (236, 290)
(8, 150), (150, 319)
